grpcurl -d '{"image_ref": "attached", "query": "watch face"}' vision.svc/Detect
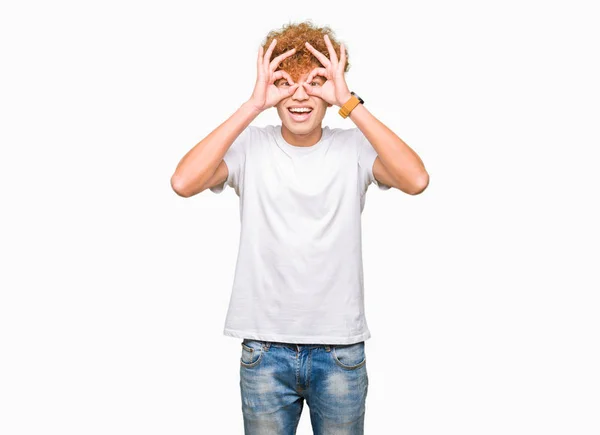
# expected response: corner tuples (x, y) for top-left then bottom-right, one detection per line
(351, 91), (364, 104)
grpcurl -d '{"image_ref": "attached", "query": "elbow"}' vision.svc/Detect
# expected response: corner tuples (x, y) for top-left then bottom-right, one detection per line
(170, 175), (193, 198)
(407, 172), (429, 195)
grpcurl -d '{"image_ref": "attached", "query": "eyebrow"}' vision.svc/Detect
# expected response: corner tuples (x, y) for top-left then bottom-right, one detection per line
(275, 75), (326, 85)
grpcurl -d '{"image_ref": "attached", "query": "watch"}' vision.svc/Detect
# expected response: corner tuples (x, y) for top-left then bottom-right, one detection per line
(338, 91), (364, 118)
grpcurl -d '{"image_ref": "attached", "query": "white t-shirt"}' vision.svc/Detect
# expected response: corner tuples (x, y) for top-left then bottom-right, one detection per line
(211, 124), (390, 344)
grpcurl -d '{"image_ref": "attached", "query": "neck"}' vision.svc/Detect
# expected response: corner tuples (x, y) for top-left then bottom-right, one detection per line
(281, 124), (323, 147)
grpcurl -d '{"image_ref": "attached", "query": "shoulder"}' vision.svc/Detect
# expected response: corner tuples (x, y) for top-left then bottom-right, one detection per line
(245, 124), (277, 142)
(241, 124), (266, 139)
(246, 124), (270, 134)
(327, 127), (365, 155)
(235, 124), (273, 151)
(328, 126), (362, 143)
(233, 125), (284, 160)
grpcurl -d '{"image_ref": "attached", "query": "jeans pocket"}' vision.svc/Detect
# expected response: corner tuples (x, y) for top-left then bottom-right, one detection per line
(240, 339), (264, 368)
(332, 341), (366, 370)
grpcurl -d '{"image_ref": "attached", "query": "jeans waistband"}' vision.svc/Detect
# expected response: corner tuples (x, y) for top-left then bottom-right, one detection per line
(243, 339), (332, 352)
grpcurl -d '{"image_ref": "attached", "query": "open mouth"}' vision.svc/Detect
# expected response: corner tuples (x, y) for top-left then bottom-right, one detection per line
(288, 107), (313, 122)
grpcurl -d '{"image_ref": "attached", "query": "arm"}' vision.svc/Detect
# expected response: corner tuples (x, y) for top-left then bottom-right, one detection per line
(170, 39), (299, 198)
(347, 102), (429, 195)
(170, 101), (260, 198)
(303, 35), (429, 195)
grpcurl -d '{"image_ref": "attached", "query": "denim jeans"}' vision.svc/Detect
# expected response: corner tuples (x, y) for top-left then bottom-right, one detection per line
(239, 339), (369, 435)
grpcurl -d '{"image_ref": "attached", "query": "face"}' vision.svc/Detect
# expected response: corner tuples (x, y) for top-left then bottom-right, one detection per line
(275, 72), (332, 143)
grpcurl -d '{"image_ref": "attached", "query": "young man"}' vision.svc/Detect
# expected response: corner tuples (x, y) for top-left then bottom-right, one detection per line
(171, 21), (428, 435)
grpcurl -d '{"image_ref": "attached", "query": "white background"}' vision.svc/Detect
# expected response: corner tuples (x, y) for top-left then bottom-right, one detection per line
(1, 0), (599, 434)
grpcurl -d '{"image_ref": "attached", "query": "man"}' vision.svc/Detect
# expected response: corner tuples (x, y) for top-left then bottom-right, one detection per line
(171, 21), (428, 435)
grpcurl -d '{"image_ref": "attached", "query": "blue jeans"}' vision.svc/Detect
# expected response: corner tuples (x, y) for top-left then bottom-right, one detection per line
(239, 339), (369, 435)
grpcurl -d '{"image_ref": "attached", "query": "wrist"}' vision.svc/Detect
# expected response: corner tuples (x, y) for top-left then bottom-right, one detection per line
(243, 100), (264, 116)
(338, 93), (353, 107)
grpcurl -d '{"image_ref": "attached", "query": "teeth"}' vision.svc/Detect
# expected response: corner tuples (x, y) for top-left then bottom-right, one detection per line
(289, 108), (312, 113)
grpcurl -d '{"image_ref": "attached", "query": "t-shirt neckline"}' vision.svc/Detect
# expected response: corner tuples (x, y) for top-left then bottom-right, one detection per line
(275, 125), (331, 156)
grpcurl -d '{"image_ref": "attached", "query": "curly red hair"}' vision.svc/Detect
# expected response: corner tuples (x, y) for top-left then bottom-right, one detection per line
(261, 20), (350, 83)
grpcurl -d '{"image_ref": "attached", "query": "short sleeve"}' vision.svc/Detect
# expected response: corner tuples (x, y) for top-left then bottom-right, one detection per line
(355, 128), (392, 192)
(209, 126), (252, 196)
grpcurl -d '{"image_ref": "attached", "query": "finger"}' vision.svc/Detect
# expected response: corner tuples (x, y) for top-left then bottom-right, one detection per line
(269, 47), (296, 72)
(286, 83), (300, 95)
(257, 45), (264, 73)
(256, 46), (268, 81)
(302, 82), (321, 98)
(304, 41), (330, 68)
(272, 69), (294, 84)
(339, 43), (346, 72)
(323, 34), (338, 65)
(277, 83), (299, 101)
(263, 39), (277, 68)
(281, 70), (294, 84)
(306, 67), (328, 84)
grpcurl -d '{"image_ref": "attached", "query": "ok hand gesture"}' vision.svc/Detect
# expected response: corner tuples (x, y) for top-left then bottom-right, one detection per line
(248, 39), (299, 112)
(303, 34), (352, 108)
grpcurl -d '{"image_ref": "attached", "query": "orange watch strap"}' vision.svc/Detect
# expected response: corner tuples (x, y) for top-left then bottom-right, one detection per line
(338, 95), (361, 118)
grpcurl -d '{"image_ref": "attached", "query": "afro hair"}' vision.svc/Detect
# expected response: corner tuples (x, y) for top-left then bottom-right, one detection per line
(261, 20), (350, 83)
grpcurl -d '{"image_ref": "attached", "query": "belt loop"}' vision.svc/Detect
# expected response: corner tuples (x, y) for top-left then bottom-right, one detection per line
(325, 345), (331, 352)
(263, 341), (271, 351)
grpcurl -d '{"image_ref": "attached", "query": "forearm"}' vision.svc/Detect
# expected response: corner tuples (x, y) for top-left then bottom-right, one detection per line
(348, 102), (429, 193)
(171, 101), (261, 196)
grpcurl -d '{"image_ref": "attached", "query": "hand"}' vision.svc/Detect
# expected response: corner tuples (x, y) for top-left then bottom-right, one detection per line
(303, 34), (352, 107)
(248, 39), (300, 112)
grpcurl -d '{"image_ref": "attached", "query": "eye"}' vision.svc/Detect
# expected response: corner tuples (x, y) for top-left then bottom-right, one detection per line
(310, 81), (321, 87)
